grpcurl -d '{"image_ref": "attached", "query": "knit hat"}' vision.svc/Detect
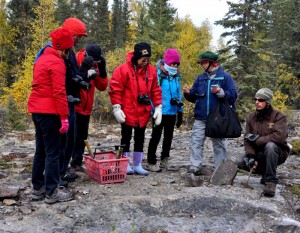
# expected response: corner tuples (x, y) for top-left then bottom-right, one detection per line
(197, 51), (219, 63)
(50, 28), (74, 50)
(133, 42), (151, 59)
(62, 18), (87, 36)
(255, 88), (274, 104)
(86, 44), (102, 61)
(164, 48), (180, 66)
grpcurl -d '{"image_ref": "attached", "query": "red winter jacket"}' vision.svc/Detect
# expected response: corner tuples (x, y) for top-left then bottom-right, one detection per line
(75, 49), (108, 115)
(28, 47), (68, 120)
(109, 51), (162, 128)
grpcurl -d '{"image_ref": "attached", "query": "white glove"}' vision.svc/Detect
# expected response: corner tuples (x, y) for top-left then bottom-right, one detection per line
(113, 104), (126, 123)
(87, 69), (97, 79)
(153, 104), (162, 126)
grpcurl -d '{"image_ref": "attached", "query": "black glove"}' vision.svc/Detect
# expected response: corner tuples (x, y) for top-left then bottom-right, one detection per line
(79, 56), (94, 74)
(245, 133), (259, 142)
(98, 56), (107, 78)
(176, 112), (183, 128)
(87, 69), (97, 80)
(67, 95), (81, 105)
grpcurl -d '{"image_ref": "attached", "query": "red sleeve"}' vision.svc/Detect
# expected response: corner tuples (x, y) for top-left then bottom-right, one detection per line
(149, 65), (162, 106)
(95, 75), (108, 91)
(109, 65), (126, 105)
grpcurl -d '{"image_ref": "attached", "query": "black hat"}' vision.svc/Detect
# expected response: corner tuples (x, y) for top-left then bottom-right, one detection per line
(86, 44), (102, 61)
(133, 42), (151, 60)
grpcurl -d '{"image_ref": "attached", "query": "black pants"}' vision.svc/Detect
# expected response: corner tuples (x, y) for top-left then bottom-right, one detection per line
(71, 112), (90, 167)
(31, 113), (61, 195)
(121, 123), (146, 152)
(147, 115), (176, 165)
(59, 105), (76, 176)
(255, 142), (286, 184)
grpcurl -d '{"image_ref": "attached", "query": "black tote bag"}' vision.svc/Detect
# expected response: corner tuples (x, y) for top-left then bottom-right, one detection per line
(205, 99), (242, 138)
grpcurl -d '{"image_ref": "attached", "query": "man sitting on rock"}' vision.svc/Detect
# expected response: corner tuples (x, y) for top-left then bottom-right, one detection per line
(239, 88), (290, 197)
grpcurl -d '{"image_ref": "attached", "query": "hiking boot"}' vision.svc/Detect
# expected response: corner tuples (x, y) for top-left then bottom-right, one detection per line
(62, 172), (78, 182)
(45, 188), (75, 204)
(187, 165), (202, 175)
(263, 182), (276, 197)
(145, 163), (162, 172)
(32, 186), (45, 201)
(160, 158), (169, 169)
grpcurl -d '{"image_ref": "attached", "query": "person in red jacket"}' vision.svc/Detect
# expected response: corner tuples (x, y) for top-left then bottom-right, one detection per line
(109, 42), (162, 175)
(69, 44), (108, 170)
(28, 28), (75, 204)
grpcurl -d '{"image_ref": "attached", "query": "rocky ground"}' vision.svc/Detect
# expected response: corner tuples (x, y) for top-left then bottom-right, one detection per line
(0, 123), (300, 233)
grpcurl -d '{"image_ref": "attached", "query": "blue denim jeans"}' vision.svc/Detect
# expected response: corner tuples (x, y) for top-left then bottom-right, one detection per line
(190, 119), (227, 168)
(31, 113), (61, 195)
(59, 105), (76, 176)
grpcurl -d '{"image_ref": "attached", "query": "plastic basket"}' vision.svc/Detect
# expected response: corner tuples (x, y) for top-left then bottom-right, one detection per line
(84, 152), (129, 184)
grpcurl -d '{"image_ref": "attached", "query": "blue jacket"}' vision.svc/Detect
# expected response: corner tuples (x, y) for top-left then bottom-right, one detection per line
(157, 60), (183, 115)
(184, 66), (237, 120)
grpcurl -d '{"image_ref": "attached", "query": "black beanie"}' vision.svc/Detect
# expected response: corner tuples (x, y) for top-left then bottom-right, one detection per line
(132, 42), (151, 61)
(86, 44), (102, 61)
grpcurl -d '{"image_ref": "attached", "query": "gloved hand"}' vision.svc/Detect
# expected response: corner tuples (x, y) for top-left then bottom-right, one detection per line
(244, 154), (256, 170)
(113, 104), (126, 123)
(153, 104), (162, 126)
(79, 56), (94, 74)
(245, 133), (259, 142)
(59, 119), (69, 134)
(176, 112), (183, 128)
(98, 56), (107, 78)
(87, 69), (97, 80)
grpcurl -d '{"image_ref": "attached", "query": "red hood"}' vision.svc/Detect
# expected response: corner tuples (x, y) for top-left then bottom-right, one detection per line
(126, 51), (134, 63)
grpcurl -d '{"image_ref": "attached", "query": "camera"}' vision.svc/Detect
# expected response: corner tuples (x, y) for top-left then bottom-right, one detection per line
(137, 94), (151, 105)
(72, 75), (91, 90)
(67, 95), (81, 105)
(170, 98), (183, 107)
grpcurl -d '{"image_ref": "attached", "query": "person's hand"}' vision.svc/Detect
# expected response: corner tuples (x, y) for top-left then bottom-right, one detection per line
(153, 104), (162, 125)
(245, 133), (259, 142)
(210, 84), (220, 94)
(176, 112), (183, 128)
(59, 119), (69, 134)
(98, 56), (107, 78)
(182, 86), (190, 94)
(82, 56), (94, 68)
(113, 104), (126, 123)
(87, 69), (97, 80)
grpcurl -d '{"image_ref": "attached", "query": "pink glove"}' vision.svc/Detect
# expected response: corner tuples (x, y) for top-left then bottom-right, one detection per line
(59, 119), (69, 134)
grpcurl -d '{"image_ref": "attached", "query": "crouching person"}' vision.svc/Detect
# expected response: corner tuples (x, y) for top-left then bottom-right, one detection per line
(239, 88), (290, 197)
(28, 28), (75, 204)
(109, 42), (162, 175)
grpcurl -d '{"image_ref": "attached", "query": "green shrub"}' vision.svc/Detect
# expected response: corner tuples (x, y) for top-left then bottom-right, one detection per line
(290, 139), (300, 155)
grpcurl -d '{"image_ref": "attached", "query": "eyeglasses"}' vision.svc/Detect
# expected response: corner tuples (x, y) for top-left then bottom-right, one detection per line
(254, 98), (266, 102)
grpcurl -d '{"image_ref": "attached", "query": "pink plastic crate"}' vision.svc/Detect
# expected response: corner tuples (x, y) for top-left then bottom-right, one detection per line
(84, 152), (128, 184)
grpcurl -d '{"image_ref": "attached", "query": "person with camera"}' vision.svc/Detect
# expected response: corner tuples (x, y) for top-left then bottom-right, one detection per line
(238, 88), (290, 197)
(28, 28), (75, 204)
(69, 44), (108, 170)
(183, 51), (237, 175)
(109, 42), (162, 176)
(34, 18), (88, 186)
(145, 48), (183, 172)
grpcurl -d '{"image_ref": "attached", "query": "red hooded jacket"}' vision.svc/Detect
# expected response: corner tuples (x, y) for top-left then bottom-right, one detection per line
(75, 49), (108, 115)
(109, 52), (162, 128)
(28, 47), (68, 120)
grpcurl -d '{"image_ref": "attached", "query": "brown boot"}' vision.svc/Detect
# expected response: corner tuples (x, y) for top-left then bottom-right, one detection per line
(263, 182), (276, 197)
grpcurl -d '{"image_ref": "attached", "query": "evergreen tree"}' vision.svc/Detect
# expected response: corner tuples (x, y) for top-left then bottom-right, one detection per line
(145, 0), (177, 60)
(0, 0), (14, 93)
(55, 0), (72, 25)
(110, 0), (123, 49)
(85, 0), (110, 52)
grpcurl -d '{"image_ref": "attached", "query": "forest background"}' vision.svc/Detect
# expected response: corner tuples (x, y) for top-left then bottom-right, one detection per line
(0, 0), (300, 132)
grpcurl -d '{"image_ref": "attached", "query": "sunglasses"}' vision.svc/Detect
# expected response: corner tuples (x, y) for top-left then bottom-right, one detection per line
(171, 62), (180, 66)
(254, 98), (266, 102)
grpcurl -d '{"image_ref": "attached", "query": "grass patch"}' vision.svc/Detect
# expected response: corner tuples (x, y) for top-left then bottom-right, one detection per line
(290, 185), (300, 197)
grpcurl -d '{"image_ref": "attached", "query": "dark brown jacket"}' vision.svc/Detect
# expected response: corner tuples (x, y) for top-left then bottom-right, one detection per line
(244, 106), (290, 159)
